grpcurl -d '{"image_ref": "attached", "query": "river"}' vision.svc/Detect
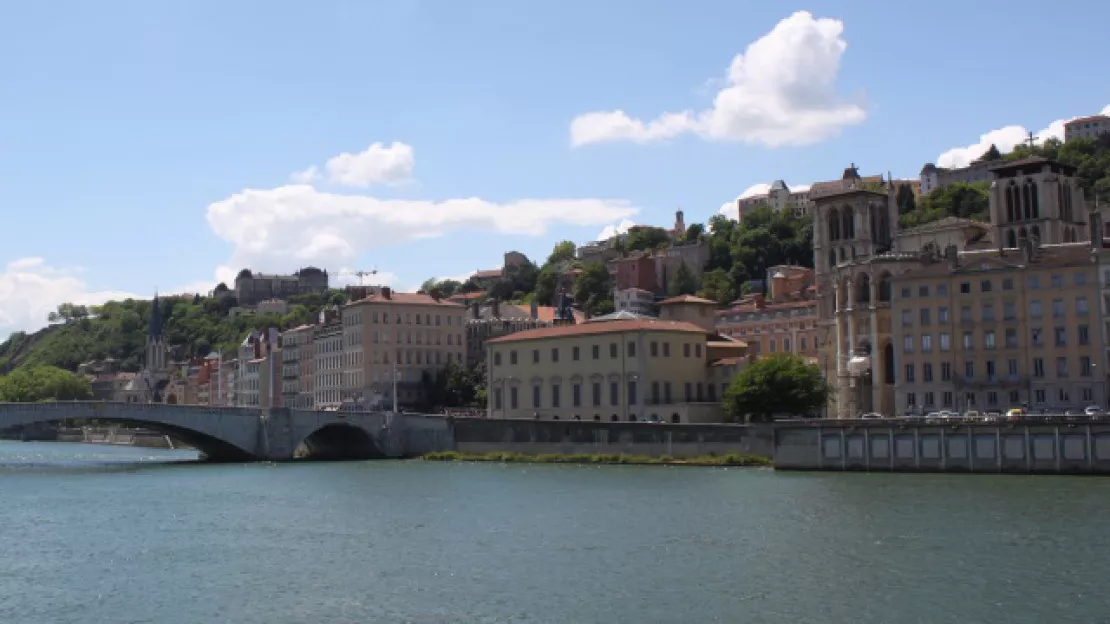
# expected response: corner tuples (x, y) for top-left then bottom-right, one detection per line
(1, 441), (1108, 623)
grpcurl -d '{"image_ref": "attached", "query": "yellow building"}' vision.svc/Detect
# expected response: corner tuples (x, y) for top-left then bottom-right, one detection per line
(342, 287), (467, 409)
(893, 242), (1102, 414)
(485, 319), (747, 423)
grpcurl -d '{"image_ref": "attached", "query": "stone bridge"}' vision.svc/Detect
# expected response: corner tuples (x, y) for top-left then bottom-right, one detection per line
(0, 402), (454, 462)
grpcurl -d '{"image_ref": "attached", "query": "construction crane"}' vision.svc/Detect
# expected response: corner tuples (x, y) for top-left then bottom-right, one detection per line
(341, 269), (378, 286)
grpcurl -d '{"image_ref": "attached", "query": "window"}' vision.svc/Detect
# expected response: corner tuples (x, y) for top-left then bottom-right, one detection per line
(943, 391), (953, 407)
(552, 348), (559, 363)
(628, 380), (638, 405)
(572, 346), (580, 361)
(920, 308), (931, 326)
(610, 381), (619, 405)
(683, 343), (691, 358)
(982, 304), (995, 322)
(1076, 272), (1088, 286)
(901, 310), (913, 327)
(964, 361), (974, 379)
(592, 382), (601, 406)
(533, 385), (541, 408)
(1081, 356), (1093, 377)
(1008, 359), (1018, 376)
(981, 279), (992, 293)
(610, 343), (618, 358)
(939, 332), (951, 351)
(987, 391), (998, 406)
(962, 331), (973, 350)
(510, 387), (519, 410)
(1054, 327), (1066, 347)
(1030, 300), (1042, 318)
(695, 344), (702, 358)
(588, 345), (598, 360)
(572, 383), (582, 407)
(960, 282), (971, 294)
(628, 341), (637, 357)
(1077, 297), (1090, 316)
(918, 285), (929, 297)
(663, 343), (671, 357)
(961, 306), (973, 322)
(941, 362), (952, 381)
(1051, 274), (1063, 288)
(1031, 328), (1043, 347)
(1028, 275), (1041, 290)
(906, 392), (917, 408)
(938, 307), (950, 323)
(1056, 357), (1068, 378)
(901, 286), (912, 298)
(1034, 389), (1046, 404)
(663, 382), (672, 403)
(937, 284), (949, 296)
(532, 349), (540, 363)
(1003, 301), (1016, 320)
(509, 350), (518, 365)
(1005, 328), (1018, 348)
(986, 360), (996, 380)
(924, 391), (935, 406)
(1009, 390), (1020, 404)
(923, 362), (934, 382)
(784, 338), (791, 352)
(1002, 278), (1014, 291)
(921, 335), (932, 352)
(650, 342), (658, 357)
(1079, 325), (1090, 346)
(684, 382), (692, 402)
(904, 364), (915, 383)
(1083, 388), (1093, 402)
(1033, 358), (1044, 378)
(1052, 299), (1064, 318)
(493, 352), (502, 366)
(903, 335), (914, 353)
(651, 382), (660, 404)
(494, 388), (503, 410)
(984, 331), (996, 350)
(552, 384), (561, 408)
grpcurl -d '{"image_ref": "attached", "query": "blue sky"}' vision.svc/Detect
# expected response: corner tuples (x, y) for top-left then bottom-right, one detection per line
(2, 0), (1109, 338)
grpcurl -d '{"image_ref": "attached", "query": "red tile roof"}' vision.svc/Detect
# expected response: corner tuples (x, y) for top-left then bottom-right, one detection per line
(658, 294), (716, 305)
(350, 292), (464, 307)
(1065, 115), (1109, 126)
(449, 291), (484, 301)
(505, 304), (585, 324)
(487, 319), (709, 344)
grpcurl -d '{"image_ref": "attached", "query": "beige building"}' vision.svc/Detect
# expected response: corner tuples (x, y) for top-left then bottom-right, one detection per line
(893, 243), (1103, 413)
(281, 324), (315, 409)
(341, 287), (467, 409)
(657, 294), (717, 331)
(717, 296), (818, 358)
(737, 180), (812, 219)
(485, 319), (748, 423)
(313, 307), (343, 409)
(1064, 115), (1110, 142)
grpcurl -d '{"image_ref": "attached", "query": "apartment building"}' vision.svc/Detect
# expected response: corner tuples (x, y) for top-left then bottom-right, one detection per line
(485, 319), (747, 423)
(341, 287), (468, 409)
(314, 306), (343, 409)
(892, 242), (1103, 413)
(281, 324), (314, 409)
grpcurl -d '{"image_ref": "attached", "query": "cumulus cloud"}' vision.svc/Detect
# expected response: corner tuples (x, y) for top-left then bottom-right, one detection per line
(0, 258), (140, 339)
(205, 184), (639, 279)
(570, 11), (866, 148)
(937, 103), (1110, 168)
(289, 142), (415, 188)
(595, 218), (636, 241)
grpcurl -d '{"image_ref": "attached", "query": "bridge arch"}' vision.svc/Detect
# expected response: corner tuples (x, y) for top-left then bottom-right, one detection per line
(0, 402), (260, 462)
(295, 423), (384, 461)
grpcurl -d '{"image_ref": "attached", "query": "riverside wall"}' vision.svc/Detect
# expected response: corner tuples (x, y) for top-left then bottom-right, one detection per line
(774, 420), (1110, 474)
(447, 418), (774, 459)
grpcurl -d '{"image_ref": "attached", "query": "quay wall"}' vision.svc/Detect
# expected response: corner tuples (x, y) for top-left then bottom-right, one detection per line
(446, 418), (774, 459)
(774, 420), (1110, 474)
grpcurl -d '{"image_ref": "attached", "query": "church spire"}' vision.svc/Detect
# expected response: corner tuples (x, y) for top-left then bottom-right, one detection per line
(149, 293), (163, 338)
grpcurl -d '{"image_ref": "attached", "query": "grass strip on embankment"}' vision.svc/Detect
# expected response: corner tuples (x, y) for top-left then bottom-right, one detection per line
(419, 450), (771, 467)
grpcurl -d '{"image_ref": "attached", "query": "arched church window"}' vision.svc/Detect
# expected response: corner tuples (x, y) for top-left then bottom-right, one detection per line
(828, 208), (840, 241)
(1022, 183), (1032, 220)
(842, 209), (854, 240)
(1006, 183), (1016, 222)
(1028, 180), (1039, 219)
(1007, 229), (1017, 249)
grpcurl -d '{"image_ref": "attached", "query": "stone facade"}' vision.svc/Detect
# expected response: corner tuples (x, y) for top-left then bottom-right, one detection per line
(234, 267), (329, 307)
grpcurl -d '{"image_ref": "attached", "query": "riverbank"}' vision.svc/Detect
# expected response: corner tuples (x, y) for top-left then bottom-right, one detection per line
(420, 450), (771, 467)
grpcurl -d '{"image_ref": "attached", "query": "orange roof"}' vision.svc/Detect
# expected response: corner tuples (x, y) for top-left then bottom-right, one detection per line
(505, 304), (585, 324)
(449, 291), (484, 301)
(349, 291), (464, 307)
(1065, 115), (1109, 126)
(717, 300), (817, 315)
(488, 319), (709, 344)
(659, 294), (716, 305)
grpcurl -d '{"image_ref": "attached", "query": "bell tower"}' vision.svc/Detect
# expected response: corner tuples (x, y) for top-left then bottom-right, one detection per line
(146, 294), (166, 373)
(989, 156), (1086, 248)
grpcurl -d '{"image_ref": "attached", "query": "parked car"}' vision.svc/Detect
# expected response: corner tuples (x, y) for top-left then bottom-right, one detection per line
(861, 412), (883, 420)
(962, 410), (981, 421)
(982, 412), (1001, 422)
(1006, 408), (1026, 420)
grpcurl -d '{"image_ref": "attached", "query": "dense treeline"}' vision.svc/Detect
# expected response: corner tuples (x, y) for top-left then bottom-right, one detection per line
(0, 365), (92, 402)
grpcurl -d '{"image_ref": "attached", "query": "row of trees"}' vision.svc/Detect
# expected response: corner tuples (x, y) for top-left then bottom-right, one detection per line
(0, 365), (92, 402)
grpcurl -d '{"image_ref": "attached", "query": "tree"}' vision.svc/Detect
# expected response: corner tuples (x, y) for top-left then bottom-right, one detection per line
(900, 181), (990, 228)
(723, 354), (829, 423)
(683, 223), (706, 242)
(979, 143), (1003, 161)
(546, 241), (577, 265)
(0, 365), (93, 402)
(625, 227), (670, 252)
(573, 262), (612, 315)
(668, 262), (698, 296)
(534, 266), (560, 306)
(895, 183), (916, 215)
(697, 268), (736, 305)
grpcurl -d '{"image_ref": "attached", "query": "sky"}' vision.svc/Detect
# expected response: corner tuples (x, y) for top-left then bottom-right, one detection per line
(2, 0), (1109, 340)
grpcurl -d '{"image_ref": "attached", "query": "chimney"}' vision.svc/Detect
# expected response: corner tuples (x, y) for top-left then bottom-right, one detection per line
(945, 244), (959, 270)
(381, 286), (392, 300)
(530, 298), (539, 320)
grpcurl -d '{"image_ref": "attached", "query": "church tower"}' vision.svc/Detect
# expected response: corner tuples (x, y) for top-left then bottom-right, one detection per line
(989, 156), (1087, 248)
(146, 294), (167, 373)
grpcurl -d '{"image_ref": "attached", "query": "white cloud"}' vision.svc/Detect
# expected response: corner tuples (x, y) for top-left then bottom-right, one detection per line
(205, 184), (639, 280)
(937, 103), (1110, 168)
(288, 142), (415, 188)
(0, 258), (140, 339)
(569, 11), (866, 148)
(595, 218), (636, 241)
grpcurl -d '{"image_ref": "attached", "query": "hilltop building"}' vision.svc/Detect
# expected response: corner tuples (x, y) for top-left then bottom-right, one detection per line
(234, 267), (329, 306)
(1064, 115), (1110, 142)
